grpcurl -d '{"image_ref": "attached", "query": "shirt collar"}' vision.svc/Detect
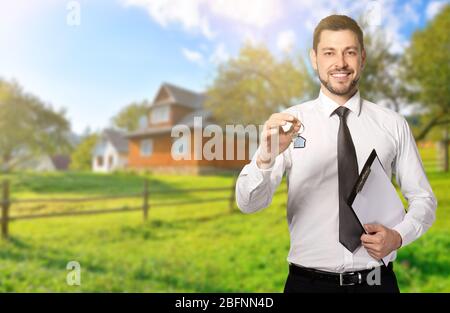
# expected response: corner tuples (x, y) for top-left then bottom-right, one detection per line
(318, 89), (362, 117)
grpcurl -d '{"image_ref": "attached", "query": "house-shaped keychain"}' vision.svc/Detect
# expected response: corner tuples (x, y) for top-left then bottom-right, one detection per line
(293, 135), (306, 148)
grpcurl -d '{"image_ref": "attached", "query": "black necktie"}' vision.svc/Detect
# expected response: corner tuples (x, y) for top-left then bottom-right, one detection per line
(334, 106), (364, 252)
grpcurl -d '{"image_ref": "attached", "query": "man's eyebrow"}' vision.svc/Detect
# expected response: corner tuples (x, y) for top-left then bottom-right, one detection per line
(320, 46), (360, 51)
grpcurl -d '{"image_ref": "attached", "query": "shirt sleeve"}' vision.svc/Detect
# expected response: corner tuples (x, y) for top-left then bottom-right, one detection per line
(392, 117), (437, 247)
(235, 146), (289, 214)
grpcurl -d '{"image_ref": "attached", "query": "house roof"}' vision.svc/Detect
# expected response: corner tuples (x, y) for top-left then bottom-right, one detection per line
(126, 126), (173, 138)
(126, 109), (214, 138)
(51, 154), (71, 170)
(153, 82), (206, 109)
(103, 129), (129, 153)
(177, 109), (213, 126)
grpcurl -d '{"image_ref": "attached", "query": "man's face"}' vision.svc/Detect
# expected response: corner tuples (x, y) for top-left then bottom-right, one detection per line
(310, 29), (366, 96)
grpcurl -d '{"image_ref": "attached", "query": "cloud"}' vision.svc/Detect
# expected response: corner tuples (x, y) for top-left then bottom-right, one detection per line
(183, 43), (230, 66)
(375, 0), (407, 53)
(426, 1), (448, 20)
(122, 0), (428, 55)
(208, 0), (282, 29)
(347, 0), (416, 54)
(181, 48), (204, 65)
(121, 0), (282, 40)
(403, 2), (420, 24)
(122, 0), (215, 39)
(209, 43), (229, 65)
(276, 30), (296, 53)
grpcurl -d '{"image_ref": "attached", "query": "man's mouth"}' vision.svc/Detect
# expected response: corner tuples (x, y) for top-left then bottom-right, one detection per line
(330, 72), (352, 81)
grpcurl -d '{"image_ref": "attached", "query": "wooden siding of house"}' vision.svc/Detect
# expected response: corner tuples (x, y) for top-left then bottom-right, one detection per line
(128, 134), (200, 168)
(128, 132), (254, 170)
(197, 135), (253, 169)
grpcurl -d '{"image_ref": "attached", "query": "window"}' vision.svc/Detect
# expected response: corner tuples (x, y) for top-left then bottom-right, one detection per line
(140, 139), (153, 157)
(138, 115), (148, 129)
(108, 155), (114, 169)
(97, 156), (104, 167)
(150, 106), (170, 124)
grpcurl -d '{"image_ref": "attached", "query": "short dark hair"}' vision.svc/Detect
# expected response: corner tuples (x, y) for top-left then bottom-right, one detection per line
(313, 15), (364, 51)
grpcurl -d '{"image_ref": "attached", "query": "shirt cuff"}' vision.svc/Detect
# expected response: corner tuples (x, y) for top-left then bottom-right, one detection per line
(250, 157), (274, 175)
(392, 219), (417, 248)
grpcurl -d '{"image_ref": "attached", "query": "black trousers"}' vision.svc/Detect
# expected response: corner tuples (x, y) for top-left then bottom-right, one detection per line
(283, 265), (400, 293)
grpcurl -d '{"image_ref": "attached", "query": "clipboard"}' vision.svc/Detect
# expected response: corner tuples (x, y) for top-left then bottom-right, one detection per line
(348, 149), (406, 266)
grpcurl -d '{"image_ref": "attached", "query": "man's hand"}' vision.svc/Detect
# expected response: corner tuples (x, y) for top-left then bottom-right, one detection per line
(361, 224), (403, 260)
(256, 113), (301, 169)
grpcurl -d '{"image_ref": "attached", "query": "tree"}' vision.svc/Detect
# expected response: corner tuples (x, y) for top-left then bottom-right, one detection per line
(111, 100), (150, 132)
(401, 5), (450, 170)
(0, 79), (72, 172)
(359, 23), (408, 113)
(205, 43), (316, 126)
(69, 133), (99, 171)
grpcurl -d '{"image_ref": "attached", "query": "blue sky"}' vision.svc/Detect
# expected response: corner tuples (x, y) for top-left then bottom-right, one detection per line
(0, 0), (448, 134)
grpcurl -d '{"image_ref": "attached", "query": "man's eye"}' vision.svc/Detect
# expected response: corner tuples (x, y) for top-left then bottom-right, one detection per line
(324, 52), (333, 56)
(347, 51), (357, 56)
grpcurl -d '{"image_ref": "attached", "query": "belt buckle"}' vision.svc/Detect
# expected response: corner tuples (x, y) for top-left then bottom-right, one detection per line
(339, 272), (362, 286)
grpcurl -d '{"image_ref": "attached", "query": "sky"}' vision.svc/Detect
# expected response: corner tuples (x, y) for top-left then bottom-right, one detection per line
(0, 0), (448, 134)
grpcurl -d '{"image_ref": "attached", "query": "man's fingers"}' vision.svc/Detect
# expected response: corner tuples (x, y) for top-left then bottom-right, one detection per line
(361, 233), (382, 244)
(269, 117), (291, 127)
(267, 117), (300, 129)
(364, 246), (382, 257)
(271, 113), (300, 124)
(265, 120), (286, 130)
(364, 223), (384, 234)
(266, 120), (301, 133)
(365, 248), (376, 255)
(285, 121), (301, 131)
(362, 242), (380, 252)
(281, 120), (301, 134)
(366, 250), (382, 260)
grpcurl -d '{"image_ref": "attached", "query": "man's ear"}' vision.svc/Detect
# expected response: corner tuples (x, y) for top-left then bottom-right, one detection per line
(361, 48), (366, 70)
(309, 49), (317, 71)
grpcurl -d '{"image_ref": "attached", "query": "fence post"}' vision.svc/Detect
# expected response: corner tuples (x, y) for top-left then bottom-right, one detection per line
(229, 174), (238, 213)
(143, 178), (149, 221)
(2, 180), (10, 239)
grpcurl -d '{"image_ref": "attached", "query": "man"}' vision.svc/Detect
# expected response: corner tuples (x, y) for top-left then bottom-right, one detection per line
(235, 15), (437, 293)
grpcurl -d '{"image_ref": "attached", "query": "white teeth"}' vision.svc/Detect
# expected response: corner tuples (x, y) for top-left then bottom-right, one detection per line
(332, 73), (349, 77)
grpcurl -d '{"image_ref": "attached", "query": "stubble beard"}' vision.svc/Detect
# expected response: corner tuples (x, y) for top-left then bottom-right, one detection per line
(317, 66), (360, 96)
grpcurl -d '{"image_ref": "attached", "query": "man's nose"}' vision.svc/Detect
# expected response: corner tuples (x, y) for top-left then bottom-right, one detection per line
(335, 53), (348, 69)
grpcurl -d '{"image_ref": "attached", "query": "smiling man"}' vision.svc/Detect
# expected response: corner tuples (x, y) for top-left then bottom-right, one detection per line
(235, 15), (437, 293)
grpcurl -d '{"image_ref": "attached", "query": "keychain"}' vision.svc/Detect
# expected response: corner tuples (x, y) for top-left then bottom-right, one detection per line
(292, 123), (306, 149)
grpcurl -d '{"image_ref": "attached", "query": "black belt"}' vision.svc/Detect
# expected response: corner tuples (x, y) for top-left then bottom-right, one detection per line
(289, 262), (393, 286)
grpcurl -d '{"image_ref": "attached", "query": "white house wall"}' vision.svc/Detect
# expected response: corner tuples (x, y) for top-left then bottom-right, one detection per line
(92, 141), (127, 173)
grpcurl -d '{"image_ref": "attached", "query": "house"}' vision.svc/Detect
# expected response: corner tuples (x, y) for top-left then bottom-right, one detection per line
(51, 154), (71, 170)
(126, 82), (257, 174)
(14, 154), (71, 172)
(92, 129), (128, 173)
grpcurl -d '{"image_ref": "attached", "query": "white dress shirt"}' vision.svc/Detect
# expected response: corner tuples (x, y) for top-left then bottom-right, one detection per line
(235, 90), (437, 273)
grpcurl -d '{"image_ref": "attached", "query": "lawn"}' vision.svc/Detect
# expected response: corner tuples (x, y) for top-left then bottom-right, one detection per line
(0, 146), (448, 292)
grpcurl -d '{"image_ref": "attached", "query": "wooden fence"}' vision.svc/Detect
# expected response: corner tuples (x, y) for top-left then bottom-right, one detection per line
(0, 177), (239, 239)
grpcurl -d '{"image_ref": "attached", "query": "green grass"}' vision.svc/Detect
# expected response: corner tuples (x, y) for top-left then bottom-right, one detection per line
(0, 147), (448, 292)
